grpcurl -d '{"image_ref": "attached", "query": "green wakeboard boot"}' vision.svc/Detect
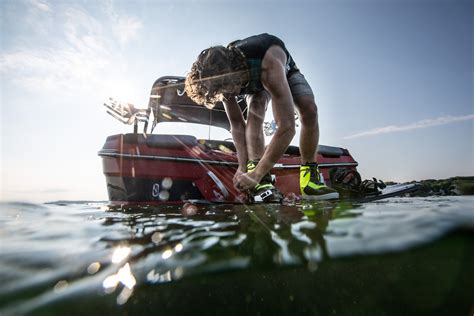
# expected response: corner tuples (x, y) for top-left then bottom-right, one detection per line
(247, 160), (282, 203)
(300, 162), (339, 200)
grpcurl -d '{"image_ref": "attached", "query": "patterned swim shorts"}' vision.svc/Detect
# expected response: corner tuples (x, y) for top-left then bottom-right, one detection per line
(288, 71), (314, 98)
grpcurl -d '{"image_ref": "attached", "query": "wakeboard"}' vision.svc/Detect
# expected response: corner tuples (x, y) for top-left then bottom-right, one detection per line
(343, 183), (421, 203)
(188, 183), (420, 205)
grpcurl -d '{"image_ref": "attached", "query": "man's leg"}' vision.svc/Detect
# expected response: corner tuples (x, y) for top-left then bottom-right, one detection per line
(245, 91), (269, 160)
(293, 94), (319, 163)
(291, 76), (339, 200)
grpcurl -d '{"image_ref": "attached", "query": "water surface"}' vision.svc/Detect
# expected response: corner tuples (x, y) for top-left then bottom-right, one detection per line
(1, 197), (473, 315)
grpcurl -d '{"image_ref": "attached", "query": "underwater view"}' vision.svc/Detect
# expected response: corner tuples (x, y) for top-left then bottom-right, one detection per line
(1, 196), (473, 315)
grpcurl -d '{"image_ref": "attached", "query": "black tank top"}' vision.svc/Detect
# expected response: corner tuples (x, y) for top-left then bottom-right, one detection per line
(227, 33), (299, 95)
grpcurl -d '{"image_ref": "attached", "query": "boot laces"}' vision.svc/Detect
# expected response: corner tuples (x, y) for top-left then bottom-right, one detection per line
(303, 164), (320, 184)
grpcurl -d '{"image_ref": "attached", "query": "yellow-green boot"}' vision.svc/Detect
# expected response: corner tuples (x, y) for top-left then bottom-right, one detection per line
(247, 160), (282, 203)
(300, 162), (339, 200)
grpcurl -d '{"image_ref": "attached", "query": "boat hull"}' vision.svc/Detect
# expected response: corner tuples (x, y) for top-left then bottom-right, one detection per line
(99, 134), (358, 204)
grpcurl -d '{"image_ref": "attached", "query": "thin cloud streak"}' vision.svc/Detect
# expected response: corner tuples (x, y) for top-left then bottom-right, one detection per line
(343, 114), (474, 139)
(29, 0), (52, 12)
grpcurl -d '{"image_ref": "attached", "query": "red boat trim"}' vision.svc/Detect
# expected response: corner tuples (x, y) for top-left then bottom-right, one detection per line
(98, 151), (238, 166)
(98, 151), (358, 168)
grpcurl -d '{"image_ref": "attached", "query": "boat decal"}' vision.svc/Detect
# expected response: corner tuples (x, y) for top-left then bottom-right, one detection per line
(152, 183), (160, 198)
(207, 171), (229, 199)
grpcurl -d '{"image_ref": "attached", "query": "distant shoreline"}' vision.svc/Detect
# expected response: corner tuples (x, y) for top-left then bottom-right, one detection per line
(385, 176), (474, 196)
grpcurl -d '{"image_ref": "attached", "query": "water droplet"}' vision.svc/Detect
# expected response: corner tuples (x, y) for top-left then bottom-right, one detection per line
(151, 232), (163, 244)
(87, 262), (101, 274)
(162, 249), (173, 259)
(53, 280), (68, 293)
(174, 267), (184, 279)
(162, 177), (173, 190)
(159, 190), (170, 201)
(182, 203), (198, 216)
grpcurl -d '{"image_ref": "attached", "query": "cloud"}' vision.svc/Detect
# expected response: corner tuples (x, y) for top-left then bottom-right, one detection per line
(0, 33), (110, 92)
(0, 38), (109, 94)
(115, 16), (143, 45)
(103, 0), (143, 45)
(29, 0), (52, 12)
(342, 114), (474, 139)
(0, 1), (142, 97)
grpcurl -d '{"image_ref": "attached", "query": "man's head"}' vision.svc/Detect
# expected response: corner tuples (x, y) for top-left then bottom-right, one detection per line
(185, 46), (246, 108)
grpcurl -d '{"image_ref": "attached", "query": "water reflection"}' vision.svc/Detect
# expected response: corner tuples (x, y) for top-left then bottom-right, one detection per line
(111, 246), (131, 263)
(96, 198), (474, 306)
(98, 201), (356, 294)
(94, 199), (474, 312)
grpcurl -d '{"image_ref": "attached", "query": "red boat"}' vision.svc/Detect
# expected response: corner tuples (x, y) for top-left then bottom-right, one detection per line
(99, 76), (358, 204)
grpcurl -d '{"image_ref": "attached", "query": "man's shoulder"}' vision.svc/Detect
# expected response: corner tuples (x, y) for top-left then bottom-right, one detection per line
(262, 45), (287, 67)
(235, 33), (280, 43)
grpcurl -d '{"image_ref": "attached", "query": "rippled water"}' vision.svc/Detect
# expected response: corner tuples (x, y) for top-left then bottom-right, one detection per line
(1, 197), (473, 315)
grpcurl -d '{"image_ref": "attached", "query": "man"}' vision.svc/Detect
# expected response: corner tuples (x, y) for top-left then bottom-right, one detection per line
(185, 33), (339, 202)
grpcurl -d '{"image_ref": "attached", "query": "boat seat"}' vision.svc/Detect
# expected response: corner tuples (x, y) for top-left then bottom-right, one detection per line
(285, 144), (344, 157)
(318, 145), (345, 157)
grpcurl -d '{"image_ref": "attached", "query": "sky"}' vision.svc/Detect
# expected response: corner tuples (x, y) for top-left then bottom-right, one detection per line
(0, 0), (472, 203)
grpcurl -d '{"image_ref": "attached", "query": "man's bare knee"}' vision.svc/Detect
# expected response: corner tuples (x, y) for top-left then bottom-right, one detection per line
(297, 100), (318, 127)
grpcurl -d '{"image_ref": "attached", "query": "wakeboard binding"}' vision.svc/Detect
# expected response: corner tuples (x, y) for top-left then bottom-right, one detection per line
(246, 159), (283, 203)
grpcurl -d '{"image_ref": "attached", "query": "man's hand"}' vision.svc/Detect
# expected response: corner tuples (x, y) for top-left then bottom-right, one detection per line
(234, 172), (261, 191)
(233, 169), (245, 185)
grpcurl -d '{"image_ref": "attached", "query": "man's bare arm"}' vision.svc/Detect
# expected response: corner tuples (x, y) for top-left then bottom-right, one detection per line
(223, 96), (248, 172)
(252, 46), (296, 180)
